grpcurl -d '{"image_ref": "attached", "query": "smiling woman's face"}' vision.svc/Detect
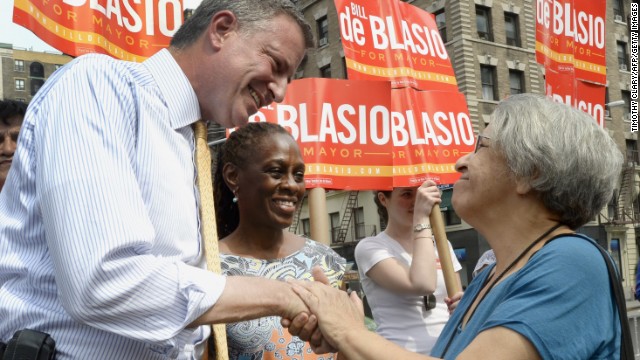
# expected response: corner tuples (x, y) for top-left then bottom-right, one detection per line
(234, 132), (306, 230)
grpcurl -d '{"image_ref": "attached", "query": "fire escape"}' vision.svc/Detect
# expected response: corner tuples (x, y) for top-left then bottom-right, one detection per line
(288, 192), (307, 233)
(601, 151), (640, 226)
(334, 191), (360, 245)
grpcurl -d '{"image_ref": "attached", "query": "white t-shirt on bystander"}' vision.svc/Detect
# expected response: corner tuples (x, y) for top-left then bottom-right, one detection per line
(355, 232), (462, 355)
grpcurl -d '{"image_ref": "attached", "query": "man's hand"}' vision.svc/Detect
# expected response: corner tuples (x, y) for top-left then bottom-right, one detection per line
(287, 272), (365, 353)
(282, 266), (338, 353)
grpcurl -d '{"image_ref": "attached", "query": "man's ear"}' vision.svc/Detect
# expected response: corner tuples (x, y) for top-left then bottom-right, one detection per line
(207, 10), (239, 50)
(223, 162), (239, 191)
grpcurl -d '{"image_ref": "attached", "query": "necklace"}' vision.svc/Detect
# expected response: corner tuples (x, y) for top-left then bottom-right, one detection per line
(439, 222), (564, 357)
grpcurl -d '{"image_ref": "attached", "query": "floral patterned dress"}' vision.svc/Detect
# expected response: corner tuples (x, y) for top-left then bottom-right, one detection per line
(220, 239), (346, 360)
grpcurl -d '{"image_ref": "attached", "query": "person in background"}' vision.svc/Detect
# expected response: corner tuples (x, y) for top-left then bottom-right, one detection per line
(472, 249), (495, 279)
(0, 1), (326, 359)
(354, 182), (463, 355)
(288, 93), (624, 360)
(213, 122), (346, 360)
(0, 99), (27, 191)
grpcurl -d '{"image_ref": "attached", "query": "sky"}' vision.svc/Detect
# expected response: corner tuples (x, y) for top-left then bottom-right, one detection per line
(0, 1), (58, 52)
(0, 0), (202, 53)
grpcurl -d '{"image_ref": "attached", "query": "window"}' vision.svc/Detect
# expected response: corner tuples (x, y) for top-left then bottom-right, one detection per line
(302, 218), (311, 237)
(329, 212), (340, 243)
(317, 16), (329, 47)
(320, 64), (332, 78)
(476, 6), (493, 41)
(443, 208), (462, 226)
(353, 207), (366, 240)
(14, 60), (24, 72)
(626, 140), (638, 164)
(504, 12), (521, 47)
(613, 0), (625, 19)
(15, 79), (25, 91)
(622, 90), (631, 118)
(435, 10), (446, 42)
(480, 65), (497, 100)
(618, 42), (629, 70)
(31, 79), (44, 96)
(342, 57), (348, 79)
(440, 189), (461, 226)
(30, 62), (44, 78)
(509, 70), (524, 95)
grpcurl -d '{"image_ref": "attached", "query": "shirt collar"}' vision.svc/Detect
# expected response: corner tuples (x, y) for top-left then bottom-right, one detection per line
(143, 49), (201, 130)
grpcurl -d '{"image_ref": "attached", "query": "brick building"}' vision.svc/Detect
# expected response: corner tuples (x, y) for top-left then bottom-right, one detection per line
(0, 43), (72, 102)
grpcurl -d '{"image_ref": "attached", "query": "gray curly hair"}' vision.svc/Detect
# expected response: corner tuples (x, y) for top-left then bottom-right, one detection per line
(490, 94), (623, 229)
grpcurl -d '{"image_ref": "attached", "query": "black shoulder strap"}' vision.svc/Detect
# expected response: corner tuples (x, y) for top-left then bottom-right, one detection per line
(547, 234), (633, 360)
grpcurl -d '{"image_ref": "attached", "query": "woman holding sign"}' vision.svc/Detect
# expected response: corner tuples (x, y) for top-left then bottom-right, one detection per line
(286, 94), (626, 359)
(213, 122), (345, 360)
(354, 184), (462, 355)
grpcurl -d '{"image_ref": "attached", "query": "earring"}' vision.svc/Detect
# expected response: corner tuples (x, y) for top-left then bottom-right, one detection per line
(232, 188), (238, 203)
(232, 197), (237, 203)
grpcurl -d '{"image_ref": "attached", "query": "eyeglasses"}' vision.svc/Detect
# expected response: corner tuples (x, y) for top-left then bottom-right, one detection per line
(424, 294), (436, 311)
(474, 134), (491, 154)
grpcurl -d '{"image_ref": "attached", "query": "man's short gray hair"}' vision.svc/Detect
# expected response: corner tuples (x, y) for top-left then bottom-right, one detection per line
(490, 93), (623, 229)
(171, 0), (314, 49)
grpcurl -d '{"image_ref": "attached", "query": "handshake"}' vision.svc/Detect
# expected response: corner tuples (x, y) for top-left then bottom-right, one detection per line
(281, 267), (366, 355)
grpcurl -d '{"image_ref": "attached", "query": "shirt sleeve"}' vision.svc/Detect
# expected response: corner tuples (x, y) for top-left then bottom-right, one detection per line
(34, 58), (224, 342)
(354, 237), (395, 277)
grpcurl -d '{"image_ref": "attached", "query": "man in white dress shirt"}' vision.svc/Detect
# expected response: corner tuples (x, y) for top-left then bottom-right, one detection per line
(0, 1), (321, 359)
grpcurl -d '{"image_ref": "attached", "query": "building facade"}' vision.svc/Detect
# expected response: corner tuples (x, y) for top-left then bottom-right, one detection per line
(0, 44), (72, 102)
(290, 0), (636, 292)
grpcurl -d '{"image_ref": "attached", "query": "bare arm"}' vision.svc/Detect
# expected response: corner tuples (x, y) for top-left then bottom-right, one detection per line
(332, 321), (541, 360)
(457, 327), (541, 360)
(289, 280), (542, 360)
(289, 279), (435, 360)
(365, 181), (440, 295)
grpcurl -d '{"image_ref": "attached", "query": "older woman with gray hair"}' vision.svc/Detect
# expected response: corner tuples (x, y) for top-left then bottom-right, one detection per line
(287, 94), (626, 359)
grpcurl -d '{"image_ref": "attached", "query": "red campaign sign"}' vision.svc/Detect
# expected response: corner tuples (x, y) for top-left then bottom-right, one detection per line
(389, 89), (474, 186)
(334, 0), (458, 92)
(242, 78), (473, 190)
(535, 0), (607, 84)
(545, 70), (606, 127)
(13, 0), (183, 62)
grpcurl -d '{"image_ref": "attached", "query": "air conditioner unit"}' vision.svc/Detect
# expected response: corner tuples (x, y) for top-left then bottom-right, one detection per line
(620, 64), (628, 71)
(318, 37), (328, 47)
(615, 15), (623, 22)
(605, 110), (611, 117)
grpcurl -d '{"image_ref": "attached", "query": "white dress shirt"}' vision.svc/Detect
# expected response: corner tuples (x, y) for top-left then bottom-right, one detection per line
(0, 49), (226, 359)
